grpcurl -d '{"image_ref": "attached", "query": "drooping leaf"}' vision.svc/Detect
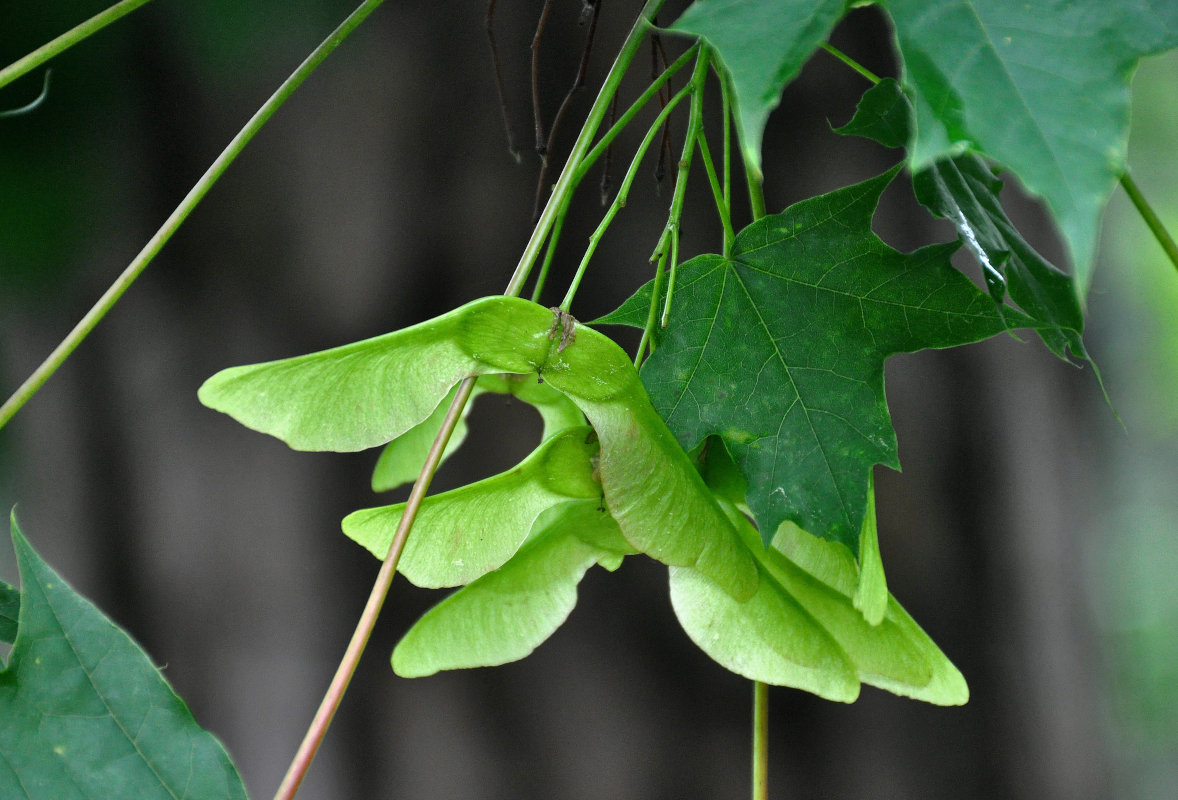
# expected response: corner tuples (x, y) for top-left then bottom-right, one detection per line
(835, 78), (1087, 361)
(0, 581), (19, 644)
(202, 296), (757, 600)
(604, 168), (1035, 552)
(0, 514), (248, 800)
(370, 373), (584, 492)
(392, 501), (635, 678)
(345, 427), (602, 588)
(668, 0), (847, 175)
(881, 0), (1178, 297)
(670, 503), (968, 704)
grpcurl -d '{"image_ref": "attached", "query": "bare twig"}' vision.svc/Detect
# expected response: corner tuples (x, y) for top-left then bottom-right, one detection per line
(531, 0), (554, 161)
(532, 0), (601, 221)
(485, 0), (521, 161)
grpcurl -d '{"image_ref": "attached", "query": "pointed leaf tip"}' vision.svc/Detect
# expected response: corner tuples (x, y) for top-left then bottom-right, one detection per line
(2, 516), (248, 799)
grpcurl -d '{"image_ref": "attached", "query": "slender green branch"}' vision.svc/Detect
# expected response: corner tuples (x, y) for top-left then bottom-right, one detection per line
(504, 0), (667, 297)
(637, 247), (670, 365)
(722, 72), (732, 253)
(0, 0), (156, 91)
(819, 42), (881, 85)
(559, 81), (694, 311)
(660, 49), (712, 327)
(696, 129), (734, 255)
(575, 43), (700, 184)
(1120, 171), (1178, 275)
(529, 198), (570, 303)
(273, 375), (477, 800)
(752, 681), (769, 800)
(0, 0), (388, 433)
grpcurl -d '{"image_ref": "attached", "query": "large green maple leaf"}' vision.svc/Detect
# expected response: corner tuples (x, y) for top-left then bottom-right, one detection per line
(670, 0), (1178, 298)
(883, 0), (1178, 297)
(600, 168), (1035, 552)
(834, 77), (1087, 362)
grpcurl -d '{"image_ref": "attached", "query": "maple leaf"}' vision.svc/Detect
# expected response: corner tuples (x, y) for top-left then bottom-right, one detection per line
(884, 0), (1178, 296)
(601, 167), (1036, 552)
(671, 0), (1178, 298)
(834, 78), (1087, 362)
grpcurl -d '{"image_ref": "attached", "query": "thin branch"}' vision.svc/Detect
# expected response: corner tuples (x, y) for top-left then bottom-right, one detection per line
(504, 0), (667, 297)
(272, 376), (478, 800)
(752, 681), (769, 800)
(485, 0), (521, 161)
(1120, 170), (1178, 275)
(0, 0), (390, 433)
(600, 93), (619, 205)
(819, 42), (881, 85)
(532, 0), (601, 222)
(0, 0), (156, 91)
(531, 0), (555, 161)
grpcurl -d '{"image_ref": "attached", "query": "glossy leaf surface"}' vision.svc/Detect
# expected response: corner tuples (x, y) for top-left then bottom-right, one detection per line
(607, 168), (1033, 552)
(836, 78), (1086, 360)
(392, 501), (635, 677)
(670, 505), (968, 704)
(0, 515), (247, 800)
(668, 0), (845, 174)
(203, 297), (756, 599)
(345, 427), (602, 588)
(883, 0), (1178, 295)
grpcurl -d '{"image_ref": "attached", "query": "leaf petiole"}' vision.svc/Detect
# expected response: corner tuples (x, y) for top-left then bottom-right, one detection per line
(818, 42), (881, 85)
(575, 43), (700, 185)
(660, 49), (713, 327)
(559, 79), (694, 312)
(1119, 170), (1178, 276)
(696, 126), (735, 257)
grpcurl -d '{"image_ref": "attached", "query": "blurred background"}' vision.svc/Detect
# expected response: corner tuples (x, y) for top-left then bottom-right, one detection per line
(1, 2), (1176, 798)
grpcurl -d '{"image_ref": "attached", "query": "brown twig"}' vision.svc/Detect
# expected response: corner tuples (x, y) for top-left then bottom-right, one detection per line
(532, 0), (601, 221)
(485, 0), (521, 161)
(530, 0), (554, 162)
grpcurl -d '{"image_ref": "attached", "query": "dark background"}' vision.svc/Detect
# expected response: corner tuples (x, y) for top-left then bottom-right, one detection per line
(2, 2), (1177, 798)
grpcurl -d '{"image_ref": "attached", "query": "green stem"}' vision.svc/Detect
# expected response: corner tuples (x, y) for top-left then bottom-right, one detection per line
(752, 681), (769, 800)
(0, 0), (389, 434)
(637, 247), (670, 366)
(1120, 171), (1178, 275)
(722, 72), (732, 254)
(559, 80), (694, 311)
(530, 198), (570, 303)
(0, 0), (157, 91)
(742, 96), (772, 798)
(696, 128), (734, 255)
(575, 43), (699, 184)
(660, 49), (712, 327)
(272, 375), (476, 800)
(819, 42), (880, 85)
(504, 0), (667, 297)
